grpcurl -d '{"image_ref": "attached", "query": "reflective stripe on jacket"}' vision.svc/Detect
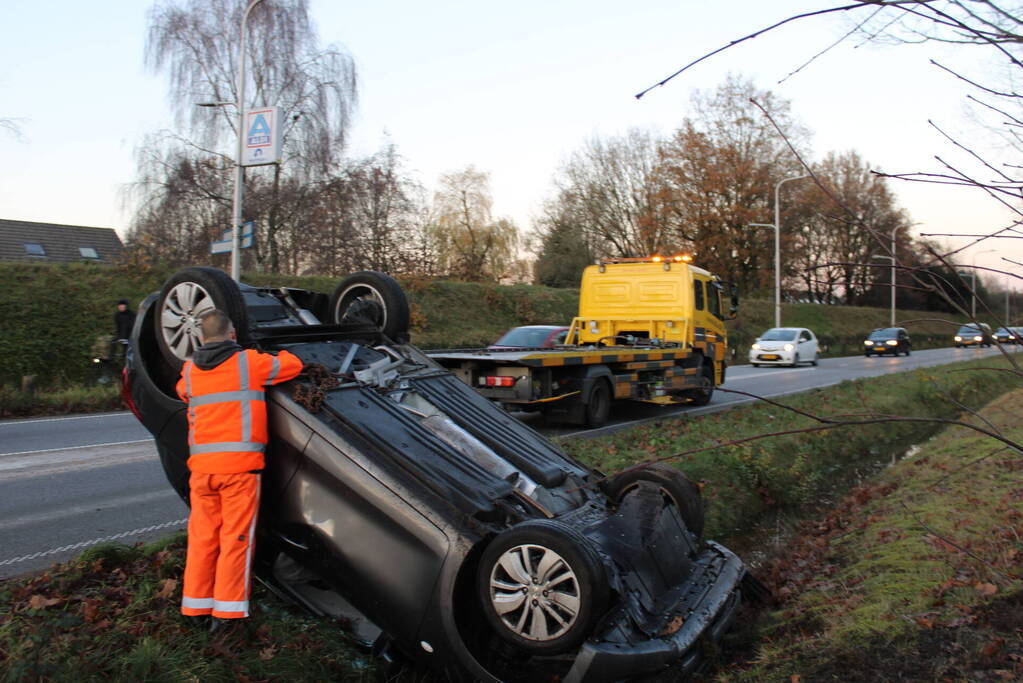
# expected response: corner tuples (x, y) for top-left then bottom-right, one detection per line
(176, 349), (303, 474)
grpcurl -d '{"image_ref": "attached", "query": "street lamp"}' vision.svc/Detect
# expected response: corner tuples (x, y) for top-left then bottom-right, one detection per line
(748, 174), (810, 328)
(970, 249), (995, 318)
(871, 254), (896, 327)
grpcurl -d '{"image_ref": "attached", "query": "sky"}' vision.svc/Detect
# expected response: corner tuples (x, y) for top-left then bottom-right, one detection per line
(0, 0), (1020, 290)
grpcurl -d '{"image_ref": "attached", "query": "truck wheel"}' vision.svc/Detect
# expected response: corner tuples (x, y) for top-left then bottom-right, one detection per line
(604, 463), (704, 540)
(329, 271), (411, 342)
(583, 379), (611, 428)
(684, 362), (714, 406)
(478, 520), (609, 656)
(154, 267), (250, 370)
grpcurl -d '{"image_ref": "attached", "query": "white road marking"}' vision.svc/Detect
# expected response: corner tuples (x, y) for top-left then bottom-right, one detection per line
(0, 439), (151, 458)
(0, 411), (131, 427)
(0, 518), (189, 567)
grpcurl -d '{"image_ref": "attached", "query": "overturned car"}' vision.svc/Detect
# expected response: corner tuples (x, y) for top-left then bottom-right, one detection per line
(125, 266), (763, 681)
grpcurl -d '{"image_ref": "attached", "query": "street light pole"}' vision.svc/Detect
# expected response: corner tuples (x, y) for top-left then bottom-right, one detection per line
(970, 249), (996, 319)
(747, 175), (809, 329)
(871, 254), (896, 327)
(229, 0), (265, 282)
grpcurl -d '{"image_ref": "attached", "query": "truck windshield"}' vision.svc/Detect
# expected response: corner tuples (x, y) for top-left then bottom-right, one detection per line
(759, 329), (798, 342)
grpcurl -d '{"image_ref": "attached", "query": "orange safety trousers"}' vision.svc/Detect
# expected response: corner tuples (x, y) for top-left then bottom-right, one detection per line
(181, 471), (260, 619)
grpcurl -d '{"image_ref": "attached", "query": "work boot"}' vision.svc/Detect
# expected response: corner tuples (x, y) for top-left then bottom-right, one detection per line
(209, 616), (248, 640)
(183, 614), (210, 631)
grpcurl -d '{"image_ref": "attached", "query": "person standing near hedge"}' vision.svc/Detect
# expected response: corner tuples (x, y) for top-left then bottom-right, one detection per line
(112, 299), (135, 363)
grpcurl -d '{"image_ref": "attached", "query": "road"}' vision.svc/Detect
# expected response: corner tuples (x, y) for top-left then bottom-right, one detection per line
(0, 345), (1008, 579)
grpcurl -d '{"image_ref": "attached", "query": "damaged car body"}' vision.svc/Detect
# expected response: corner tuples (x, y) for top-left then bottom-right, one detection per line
(125, 266), (764, 681)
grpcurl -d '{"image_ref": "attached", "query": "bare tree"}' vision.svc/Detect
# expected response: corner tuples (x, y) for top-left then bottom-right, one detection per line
(129, 0), (357, 273)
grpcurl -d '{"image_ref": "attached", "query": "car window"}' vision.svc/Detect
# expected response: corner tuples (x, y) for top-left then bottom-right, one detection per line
(494, 328), (557, 347)
(956, 325), (983, 335)
(552, 330), (569, 345)
(759, 329), (798, 341)
(799, 331), (810, 342)
(693, 279), (705, 311)
(869, 328), (899, 340)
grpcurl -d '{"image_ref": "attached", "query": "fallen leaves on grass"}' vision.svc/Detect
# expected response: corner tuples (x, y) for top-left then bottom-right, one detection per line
(154, 578), (177, 600)
(28, 594), (62, 609)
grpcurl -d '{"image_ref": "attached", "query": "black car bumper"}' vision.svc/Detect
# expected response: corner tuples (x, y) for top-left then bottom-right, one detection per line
(564, 542), (749, 683)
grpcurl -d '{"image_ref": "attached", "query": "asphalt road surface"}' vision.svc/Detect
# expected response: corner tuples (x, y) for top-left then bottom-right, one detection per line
(0, 345), (1009, 578)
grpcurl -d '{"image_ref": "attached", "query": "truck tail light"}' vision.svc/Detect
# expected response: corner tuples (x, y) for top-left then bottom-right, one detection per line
(481, 376), (516, 387)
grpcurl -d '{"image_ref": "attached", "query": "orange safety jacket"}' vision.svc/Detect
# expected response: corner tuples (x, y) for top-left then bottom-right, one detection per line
(176, 344), (303, 474)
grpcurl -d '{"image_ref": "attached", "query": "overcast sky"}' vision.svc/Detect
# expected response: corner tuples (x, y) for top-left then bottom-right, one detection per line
(0, 0), (1019, 287)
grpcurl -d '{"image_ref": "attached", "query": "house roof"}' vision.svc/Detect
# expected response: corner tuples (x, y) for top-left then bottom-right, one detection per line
(0, 219), (124, 264)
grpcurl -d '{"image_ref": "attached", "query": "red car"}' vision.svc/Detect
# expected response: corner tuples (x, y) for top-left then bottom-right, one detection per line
(489, 325), (570, 349)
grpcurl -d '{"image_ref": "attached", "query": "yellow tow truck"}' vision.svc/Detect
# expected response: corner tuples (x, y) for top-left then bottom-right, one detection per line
(428, 256), (737, 428)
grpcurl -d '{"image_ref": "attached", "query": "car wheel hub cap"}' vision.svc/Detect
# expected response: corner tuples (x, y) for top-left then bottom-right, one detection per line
(161, 282), (214, 360)
(489, 544), (580, 641)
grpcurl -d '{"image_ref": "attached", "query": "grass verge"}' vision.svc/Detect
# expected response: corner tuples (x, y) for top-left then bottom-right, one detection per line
(0, 535), (373, 682)
(0, 383), (122, 419)
(709, 389), (1023, 681)
(563, 353), (1022, 547)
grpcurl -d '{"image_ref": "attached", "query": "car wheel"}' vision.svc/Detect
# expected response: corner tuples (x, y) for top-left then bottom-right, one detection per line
(583, 379), (611, 428)
(811, 352), (819, 366)
(791, 353), (800, 368)
(683, 361), (715, 406)
(478, 519), (609, 656)
(329, 271), (411, 342)
(604, 463), (704, 539)
(751, 363), (760, 368)
(154, 267), (250, 370)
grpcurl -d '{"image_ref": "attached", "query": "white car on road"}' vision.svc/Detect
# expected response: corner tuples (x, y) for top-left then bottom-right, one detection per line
(749, 327), (820, 367)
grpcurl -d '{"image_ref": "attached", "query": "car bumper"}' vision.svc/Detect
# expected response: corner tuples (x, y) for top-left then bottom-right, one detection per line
(563, 542), (750, 683)
(864, 345), (899, 353)
(749, 351), (794, 364)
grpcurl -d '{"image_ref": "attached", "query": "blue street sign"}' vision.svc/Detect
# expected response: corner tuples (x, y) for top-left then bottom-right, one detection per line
(210, 222), (254, 255)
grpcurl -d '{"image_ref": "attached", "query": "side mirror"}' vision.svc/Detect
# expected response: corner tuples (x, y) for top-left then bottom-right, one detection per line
(728, 293), (739, 319)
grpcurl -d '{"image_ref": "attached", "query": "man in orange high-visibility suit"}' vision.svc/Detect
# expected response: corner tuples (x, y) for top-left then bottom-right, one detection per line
(176, 308), (303, 631)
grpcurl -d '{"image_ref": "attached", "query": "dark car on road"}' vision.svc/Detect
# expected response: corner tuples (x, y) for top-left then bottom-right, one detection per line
(863, 327), (911, 357)
(124, 267), (763, 682)
(488, 325), (570, 350)
(994, 327), (1019, 345)
(954, 323), (993, 348)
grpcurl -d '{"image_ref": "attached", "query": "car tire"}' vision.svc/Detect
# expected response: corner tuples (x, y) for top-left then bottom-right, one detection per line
(792, 353), (800, 368)
(751, 363), (760, 368)
(583, 379), (611, 428)
(810, 352), (819, 366)
(478, 519), (609, 656)
(604, 463), (705, 539)
(154, 266), (250, 370)
(683, 361), (715, 406)
(329, 271), (411, 342)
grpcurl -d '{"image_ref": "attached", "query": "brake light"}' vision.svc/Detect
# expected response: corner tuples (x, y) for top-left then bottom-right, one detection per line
(481, 376), (516, 387)
(121, 366), (143, 421)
